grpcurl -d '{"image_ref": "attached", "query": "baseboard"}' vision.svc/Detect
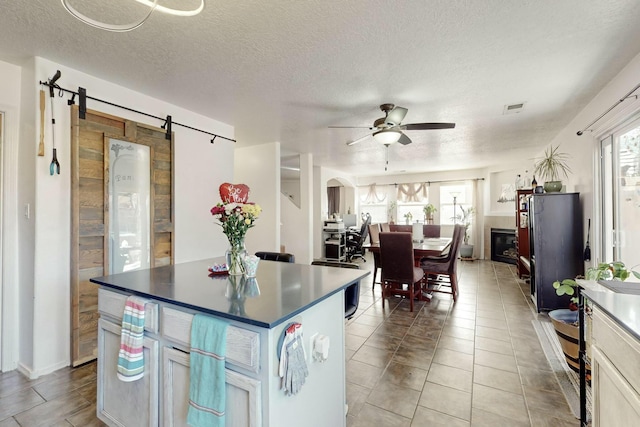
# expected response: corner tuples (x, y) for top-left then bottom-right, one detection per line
(17, 359), (69, 379)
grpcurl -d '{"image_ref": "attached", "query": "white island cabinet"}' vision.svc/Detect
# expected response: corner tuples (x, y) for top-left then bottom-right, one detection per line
(92, 258), (368, 427)
(584, 288), (640, 426)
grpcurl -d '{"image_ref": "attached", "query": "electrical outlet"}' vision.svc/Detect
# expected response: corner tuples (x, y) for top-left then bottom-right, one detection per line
(309, 333), (318, 363)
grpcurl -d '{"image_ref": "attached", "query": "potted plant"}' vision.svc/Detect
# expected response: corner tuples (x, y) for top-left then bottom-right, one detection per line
(423, 203), (437, 224)
(454, 206), (475, 258)
(388, 201), (397, 224)
(549, 262), (640, 374)
(533, 144), (572, 193)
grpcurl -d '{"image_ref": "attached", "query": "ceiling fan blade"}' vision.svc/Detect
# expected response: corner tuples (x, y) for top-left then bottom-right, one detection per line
(386, 106), (408, 125)
(402, 122), (456, 130)
(346, 133), (371, 146)
(328, 126), (373, 129)
(398, 133), (412, 145)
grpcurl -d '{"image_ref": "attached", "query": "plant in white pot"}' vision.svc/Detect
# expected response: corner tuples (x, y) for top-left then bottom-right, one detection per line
(533, 144), (572, 193)
(454, 206), (475, 259)
(549, 262), (640, 375)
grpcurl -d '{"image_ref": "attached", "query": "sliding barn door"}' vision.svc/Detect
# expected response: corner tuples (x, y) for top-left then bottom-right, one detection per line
(70, 106), (174, 366)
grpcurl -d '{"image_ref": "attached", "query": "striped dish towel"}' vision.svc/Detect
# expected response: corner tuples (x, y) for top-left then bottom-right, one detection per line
(117, 295), (147, 382)
(187, 314), (228, 427)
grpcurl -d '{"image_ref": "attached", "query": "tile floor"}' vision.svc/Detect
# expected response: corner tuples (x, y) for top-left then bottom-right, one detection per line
(0, 256), (578, 426)
(345, 256), (579, 426)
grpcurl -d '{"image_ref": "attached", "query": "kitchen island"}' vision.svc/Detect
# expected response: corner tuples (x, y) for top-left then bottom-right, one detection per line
(91, 258), (368, 427)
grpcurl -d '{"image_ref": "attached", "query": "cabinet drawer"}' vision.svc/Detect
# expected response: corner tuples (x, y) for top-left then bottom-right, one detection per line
(162, 307), (260, 373)
(592, 307), (640, 395)
(98, 288), (159, 333)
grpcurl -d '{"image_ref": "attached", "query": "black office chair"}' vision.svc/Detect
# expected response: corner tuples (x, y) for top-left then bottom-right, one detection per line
(311, 260), (360, 319)
(346, 214), (371, 262)
(254, 251), (295, 263)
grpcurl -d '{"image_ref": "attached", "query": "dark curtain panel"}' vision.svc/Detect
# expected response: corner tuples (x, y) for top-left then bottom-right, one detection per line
(327, 186), (340, 217)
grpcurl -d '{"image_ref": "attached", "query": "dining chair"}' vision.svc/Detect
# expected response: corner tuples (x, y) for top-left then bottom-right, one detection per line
(368, 223), (382, 289)
(419, 225), (464, 301)
(254, 251), (296, 263)
(310, 260), (361, 319)
(380, 223), (391, 232)
(379, 232), (424, 312)
(422, 224), (441, 238)
(389, 224), (412, 232)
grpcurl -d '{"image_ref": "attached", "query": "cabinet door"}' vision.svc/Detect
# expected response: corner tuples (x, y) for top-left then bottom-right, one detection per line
(97, 318), (159, 427)
(163, 347), (262, 427)
(592, 347), (640, 427)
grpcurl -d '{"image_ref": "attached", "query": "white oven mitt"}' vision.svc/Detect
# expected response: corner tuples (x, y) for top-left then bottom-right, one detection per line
(279, 323), (309, 395)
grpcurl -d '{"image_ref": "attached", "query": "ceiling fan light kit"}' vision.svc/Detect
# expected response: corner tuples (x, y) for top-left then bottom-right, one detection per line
(61, 0), (205, 32)
(373, 128), (402, 145)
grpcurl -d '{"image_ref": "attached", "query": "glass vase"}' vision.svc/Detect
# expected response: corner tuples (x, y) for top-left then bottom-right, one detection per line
(225, 239), (247, 276)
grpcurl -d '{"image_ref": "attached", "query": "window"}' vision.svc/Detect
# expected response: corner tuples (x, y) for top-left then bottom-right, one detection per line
(358, 185), (388, 224)
(600, 118), (640, 274)
(397, 183), (428, 223)
(440, 184), (472, 225)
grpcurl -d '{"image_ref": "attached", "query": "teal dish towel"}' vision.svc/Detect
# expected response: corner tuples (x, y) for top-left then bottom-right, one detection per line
(117, 296), (147, 382)
(188, 314), (229, 427)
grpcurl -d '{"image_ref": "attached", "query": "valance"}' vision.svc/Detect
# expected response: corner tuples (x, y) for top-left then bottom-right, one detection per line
(397, 183), (428, 203)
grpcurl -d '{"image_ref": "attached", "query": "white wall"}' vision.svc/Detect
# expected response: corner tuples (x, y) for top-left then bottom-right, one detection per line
(234, 142), (280, 253)
(539, 51), (640, 267)
(14, 56), (234, 378)
(280, 153), (313, 264)
(0, 59), (23, 371)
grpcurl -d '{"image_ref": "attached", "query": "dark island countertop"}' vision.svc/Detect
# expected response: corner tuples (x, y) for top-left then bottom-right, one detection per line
(582, 284), (640, 342)
(91, 257), (369, 329)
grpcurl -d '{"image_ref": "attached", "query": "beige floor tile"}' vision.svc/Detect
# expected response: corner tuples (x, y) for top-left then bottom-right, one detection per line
(523, 386), (577, 422)
(365, 332), (403, 352)
(475, 335), (514, 356)
(346, 359), (385, 389)
(445, 317), (475, 330)
(346, 382), (372, 418)
(475, 325), (511, 343)
(432, 348), (474, 372)
(378, 361), (428, 391)
(367, 382), (421, 418)
(391, 345), (434, 371)
(475, 316), (508, 330)
(470, 407), (531, 426)
(437, 335), (475, 355)
(347, 323), (379, 338)
(345, 333), (367, 351)
(412, 405), (470, 426)
(419, 380), (472, 421)
(442, 326), (475, 341)
(426, 363), (473, 393)
(352, 344), (395, 368)
(472, 364), (523, 395)
(471, 383), (529, 423)
(349, 403), (411, 427)
(473, 349), (518, 373)
(0, 417), (20, 427)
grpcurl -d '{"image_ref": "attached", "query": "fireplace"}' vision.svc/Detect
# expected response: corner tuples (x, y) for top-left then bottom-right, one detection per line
(491, 228), (517, 264)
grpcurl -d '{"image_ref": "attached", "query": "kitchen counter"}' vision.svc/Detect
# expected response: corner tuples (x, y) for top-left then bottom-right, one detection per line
(91, 257), (369, 328)
(92, 258), (369, 427)
(581, 280), (640, 342)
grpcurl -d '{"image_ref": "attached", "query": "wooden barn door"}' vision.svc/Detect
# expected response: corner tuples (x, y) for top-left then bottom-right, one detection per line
(70, 106), (174, 366)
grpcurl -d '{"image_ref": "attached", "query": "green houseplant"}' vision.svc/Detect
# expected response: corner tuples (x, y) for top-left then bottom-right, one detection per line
(549, 261), (640, 374)
(533, 144), (572, 192)
(423, 203), (437, 224)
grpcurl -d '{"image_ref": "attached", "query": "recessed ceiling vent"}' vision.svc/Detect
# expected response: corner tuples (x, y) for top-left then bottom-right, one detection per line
(503, 102), (526, 115)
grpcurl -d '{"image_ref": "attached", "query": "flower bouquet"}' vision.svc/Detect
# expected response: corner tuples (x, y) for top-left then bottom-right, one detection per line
(211, 183), (262, 275)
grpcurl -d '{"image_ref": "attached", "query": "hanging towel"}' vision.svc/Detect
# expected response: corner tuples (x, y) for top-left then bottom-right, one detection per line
(188, 314), (229, 427)
(117, 295), (148, 382)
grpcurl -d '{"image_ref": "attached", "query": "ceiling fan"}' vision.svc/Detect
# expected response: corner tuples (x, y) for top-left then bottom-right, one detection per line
(330, 103), (455, 146)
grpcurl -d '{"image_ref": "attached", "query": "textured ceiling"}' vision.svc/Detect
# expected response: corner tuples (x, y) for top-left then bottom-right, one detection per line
(2, 0), (640, 176)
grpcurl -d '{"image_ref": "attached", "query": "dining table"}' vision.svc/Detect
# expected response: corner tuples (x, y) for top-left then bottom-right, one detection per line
(364, 236), (452, 288)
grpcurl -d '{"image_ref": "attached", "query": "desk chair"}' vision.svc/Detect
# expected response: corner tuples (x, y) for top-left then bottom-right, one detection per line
(311, 260), (360, 319)
(254, 251), (295, 263)
(419, 225), (464, 301)
(346, 214), (371, 262)
(379, 232), (424, 312)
